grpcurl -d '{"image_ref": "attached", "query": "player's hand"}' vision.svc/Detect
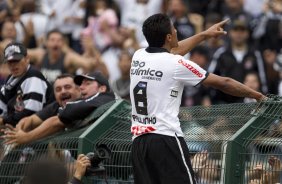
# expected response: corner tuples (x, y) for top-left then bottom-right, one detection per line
(202, 19), (229, 39)
(256, 93), (267, 102)
(74, 154), (91, 180)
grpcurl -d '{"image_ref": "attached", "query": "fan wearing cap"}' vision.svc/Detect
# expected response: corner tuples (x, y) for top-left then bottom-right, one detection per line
(58, 72), (114, 127)
(3, 72), (115, 146)
(73, 72), (111, 99)
(0, 42), (53, 126)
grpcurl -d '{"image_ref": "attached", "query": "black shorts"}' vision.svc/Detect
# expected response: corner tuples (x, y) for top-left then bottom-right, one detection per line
(132, 133), (196, 184)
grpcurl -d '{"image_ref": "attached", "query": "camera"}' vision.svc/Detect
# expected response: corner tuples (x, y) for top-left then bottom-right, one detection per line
(85, 144), (111, 176)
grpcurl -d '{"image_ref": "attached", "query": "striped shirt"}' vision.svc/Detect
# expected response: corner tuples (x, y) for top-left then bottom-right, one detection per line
(0, 65), (53, 125)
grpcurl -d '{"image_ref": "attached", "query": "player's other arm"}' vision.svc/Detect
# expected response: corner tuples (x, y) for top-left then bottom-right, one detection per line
(171, 19), (228, 56)
(202, 73), (265, 101)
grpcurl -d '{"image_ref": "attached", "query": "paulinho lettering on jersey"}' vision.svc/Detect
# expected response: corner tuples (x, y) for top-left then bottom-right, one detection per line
(132, 115), (157, 125)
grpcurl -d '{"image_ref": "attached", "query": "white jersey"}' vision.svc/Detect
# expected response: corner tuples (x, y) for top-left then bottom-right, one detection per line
(130, 47), (208, 139)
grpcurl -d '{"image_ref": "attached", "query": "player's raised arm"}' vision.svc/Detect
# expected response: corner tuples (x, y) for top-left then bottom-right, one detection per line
(202, 73), (265, 102)
(171, 19), (228, 56)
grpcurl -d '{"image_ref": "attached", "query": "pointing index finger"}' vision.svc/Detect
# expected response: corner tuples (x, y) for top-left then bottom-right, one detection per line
(217, 19), (229, 26)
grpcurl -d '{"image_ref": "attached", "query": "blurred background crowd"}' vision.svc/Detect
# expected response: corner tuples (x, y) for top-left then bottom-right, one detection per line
(0, 0), (281, 106)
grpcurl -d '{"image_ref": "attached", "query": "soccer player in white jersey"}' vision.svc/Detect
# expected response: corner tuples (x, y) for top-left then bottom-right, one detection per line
(130, 13), (265, 184)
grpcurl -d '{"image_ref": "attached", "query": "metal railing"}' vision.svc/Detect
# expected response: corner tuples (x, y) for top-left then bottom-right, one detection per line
(1, 96), (282, 184)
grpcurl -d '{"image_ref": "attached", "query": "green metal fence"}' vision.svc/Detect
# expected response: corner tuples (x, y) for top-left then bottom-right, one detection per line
(226, 96), (282, 184)
(0, 97), (282, 184)
(0, 100), (116, 184)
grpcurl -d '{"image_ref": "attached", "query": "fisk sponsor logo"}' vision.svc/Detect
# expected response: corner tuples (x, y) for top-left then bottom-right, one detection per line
(178, 59), (203, 78)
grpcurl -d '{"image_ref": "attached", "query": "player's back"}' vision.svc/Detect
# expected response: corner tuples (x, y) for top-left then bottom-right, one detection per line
(130, 48), (207, 138)
(130, 48), (185, 138)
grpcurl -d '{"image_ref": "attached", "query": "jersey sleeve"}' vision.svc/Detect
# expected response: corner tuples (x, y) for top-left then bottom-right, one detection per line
(173, 58), (209, 86)
(36, 102), (60, 121)
(20, 76), (48, 112)
(58, 93), (114, 126)
(58, 98), (98, 126)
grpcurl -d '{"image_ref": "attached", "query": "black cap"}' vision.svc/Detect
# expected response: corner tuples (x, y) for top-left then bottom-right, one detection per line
(74, 72), (110, 91)
(230, 19), (248, 30)
(4, 42), (27, 62)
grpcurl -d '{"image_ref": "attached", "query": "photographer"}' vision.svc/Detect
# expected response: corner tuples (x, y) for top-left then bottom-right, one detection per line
(23, 154), (90, 184)
(69, 154), (91, 184)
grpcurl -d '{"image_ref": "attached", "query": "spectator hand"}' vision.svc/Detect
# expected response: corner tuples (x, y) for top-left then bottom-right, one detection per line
(64, 16), (73, 23)
(202, 19), (229, 39)
(1, 124), (30, 146)
(49, 10), (56, 18)
(0, 117), (3, 126)
(263, 49), (277, 65)
(0, 10), (7, 22)
(74, 154), (91, 180)
(16, 118), (32, 132)
(249, 179), (261, 184)
(81, 35), (95, 52)
(192, 150), (208, 173)
(189, 13), (204, 33)
(123, 28), (140, 50)
(189, 14), (204, 27)
(25, 18), (34, 36)
(252, 164), (263, 179)
(252, 157), (282, 184)
(99, 20), (110, 32)
(269, 156), (281, 169)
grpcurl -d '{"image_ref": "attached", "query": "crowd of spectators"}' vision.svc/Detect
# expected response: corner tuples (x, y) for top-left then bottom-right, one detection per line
(0, 0), (280, 107)
(0, 0), (282, 183)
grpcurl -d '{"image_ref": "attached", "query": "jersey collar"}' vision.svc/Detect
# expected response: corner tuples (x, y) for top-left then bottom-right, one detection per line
(145, 47), (169, 53)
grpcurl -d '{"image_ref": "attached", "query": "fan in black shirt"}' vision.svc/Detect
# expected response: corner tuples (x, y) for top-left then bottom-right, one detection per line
(14, 74), (81, 131)
(3, 72), (115, 145)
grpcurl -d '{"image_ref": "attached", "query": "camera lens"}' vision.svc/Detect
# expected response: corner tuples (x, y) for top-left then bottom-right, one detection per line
(84, 144), (111, 176)
(98, 149), (106, 157)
